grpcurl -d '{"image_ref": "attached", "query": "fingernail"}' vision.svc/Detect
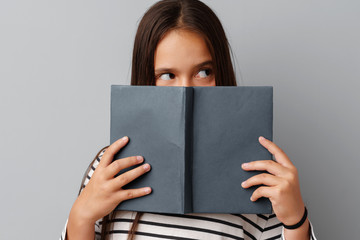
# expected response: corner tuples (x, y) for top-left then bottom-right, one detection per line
(143, 163), (150, 171)
(259, 136), (266, 141)
(137, 156), (143, 163)
(241, 181), (246, 187)
(242, 163), (249, 168)
(121, 136), (128, 141)
(144, 187), (151, 194)
(250, 196), (254, 201)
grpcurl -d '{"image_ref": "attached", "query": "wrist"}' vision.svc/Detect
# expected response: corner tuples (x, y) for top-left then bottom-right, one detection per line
(283, 218), (310, 240)
(283, 206), (308, 230)
(69, 200), (96, 226)
(68, 205), (95, 240)
(282, 206), (311, 240)
(281, 202), (306, 226)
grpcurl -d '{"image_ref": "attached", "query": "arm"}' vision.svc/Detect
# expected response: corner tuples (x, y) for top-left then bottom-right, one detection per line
(282, 220), (318, 240)
(62, 136), (152, 240)
(241, 136), (316, 240)
(59, 147), (105, 240)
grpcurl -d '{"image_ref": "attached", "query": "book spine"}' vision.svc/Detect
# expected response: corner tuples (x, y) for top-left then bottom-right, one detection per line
(183, 87), (194, 213)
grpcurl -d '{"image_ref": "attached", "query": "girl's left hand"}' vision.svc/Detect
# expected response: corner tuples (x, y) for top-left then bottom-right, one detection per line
(241, 136), (306, 226)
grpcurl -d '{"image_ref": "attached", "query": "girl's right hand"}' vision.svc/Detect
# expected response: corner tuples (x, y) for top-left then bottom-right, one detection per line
(69, 136), (152, 224)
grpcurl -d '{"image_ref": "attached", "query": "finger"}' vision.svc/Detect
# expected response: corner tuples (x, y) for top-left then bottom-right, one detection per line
(241, 173), (281, 188)
(100, 136), (129, 167)
(258, 136), (294, 168)
(112, 163), (151, 188)
(250, 186), (275, 202)
(116, 187), (152, 202)
(106, 155), (144, 178)
(242, 160), (287, 176)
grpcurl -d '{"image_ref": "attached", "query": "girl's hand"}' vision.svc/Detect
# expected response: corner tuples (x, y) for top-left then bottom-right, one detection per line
(241, 136), (305, 226)
(69, 136), (152, 224)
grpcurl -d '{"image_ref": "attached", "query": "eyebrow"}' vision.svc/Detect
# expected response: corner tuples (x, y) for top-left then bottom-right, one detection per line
(155, 60), (213, 73)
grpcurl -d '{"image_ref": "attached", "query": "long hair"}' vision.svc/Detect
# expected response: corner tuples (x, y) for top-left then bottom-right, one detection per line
(96, 0), (237, 239)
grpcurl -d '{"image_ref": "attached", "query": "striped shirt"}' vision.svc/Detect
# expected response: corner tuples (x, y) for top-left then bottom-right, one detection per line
(60, 149), (317, 240)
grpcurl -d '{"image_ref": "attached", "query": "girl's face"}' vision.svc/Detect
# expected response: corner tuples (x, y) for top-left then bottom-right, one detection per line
(154, 29), (216, 87)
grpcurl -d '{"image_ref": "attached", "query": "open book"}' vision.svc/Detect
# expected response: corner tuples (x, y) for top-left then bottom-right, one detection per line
(110, 85), (273, 214)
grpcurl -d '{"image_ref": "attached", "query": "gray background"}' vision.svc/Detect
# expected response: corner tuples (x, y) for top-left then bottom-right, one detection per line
(0, 0), (359, 239)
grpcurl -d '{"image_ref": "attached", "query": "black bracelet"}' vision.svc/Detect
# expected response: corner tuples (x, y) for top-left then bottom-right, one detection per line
(282, 207), (308, 230)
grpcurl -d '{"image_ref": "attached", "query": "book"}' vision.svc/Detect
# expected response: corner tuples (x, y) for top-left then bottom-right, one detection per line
(110, 85), (273, 214)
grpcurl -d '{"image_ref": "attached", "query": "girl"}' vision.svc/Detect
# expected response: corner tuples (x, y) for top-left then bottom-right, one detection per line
(61, 0), (317, 239)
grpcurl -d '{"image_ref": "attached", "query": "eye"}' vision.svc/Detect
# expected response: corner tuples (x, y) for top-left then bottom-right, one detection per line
(158, 73), (175, 81)
(195, 69), (212, 79)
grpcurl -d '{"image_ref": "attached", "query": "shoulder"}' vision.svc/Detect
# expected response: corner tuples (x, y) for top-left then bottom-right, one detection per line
(79, 146), (109, 193)
(90, 147), (108, 171)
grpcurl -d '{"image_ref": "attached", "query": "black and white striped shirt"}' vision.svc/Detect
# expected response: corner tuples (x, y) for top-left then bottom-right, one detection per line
(60, 149), (317, 240)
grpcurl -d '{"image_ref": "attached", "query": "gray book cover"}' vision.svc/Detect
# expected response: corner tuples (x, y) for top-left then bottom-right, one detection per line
(110, 85), (273, 214)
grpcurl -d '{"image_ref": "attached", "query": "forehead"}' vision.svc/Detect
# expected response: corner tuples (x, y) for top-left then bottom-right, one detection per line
(154, 29), (212, 69)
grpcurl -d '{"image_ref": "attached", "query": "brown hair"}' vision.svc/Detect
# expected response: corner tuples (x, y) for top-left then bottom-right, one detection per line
(86, 0), (237, 239)
(131, 0), (236, 86)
